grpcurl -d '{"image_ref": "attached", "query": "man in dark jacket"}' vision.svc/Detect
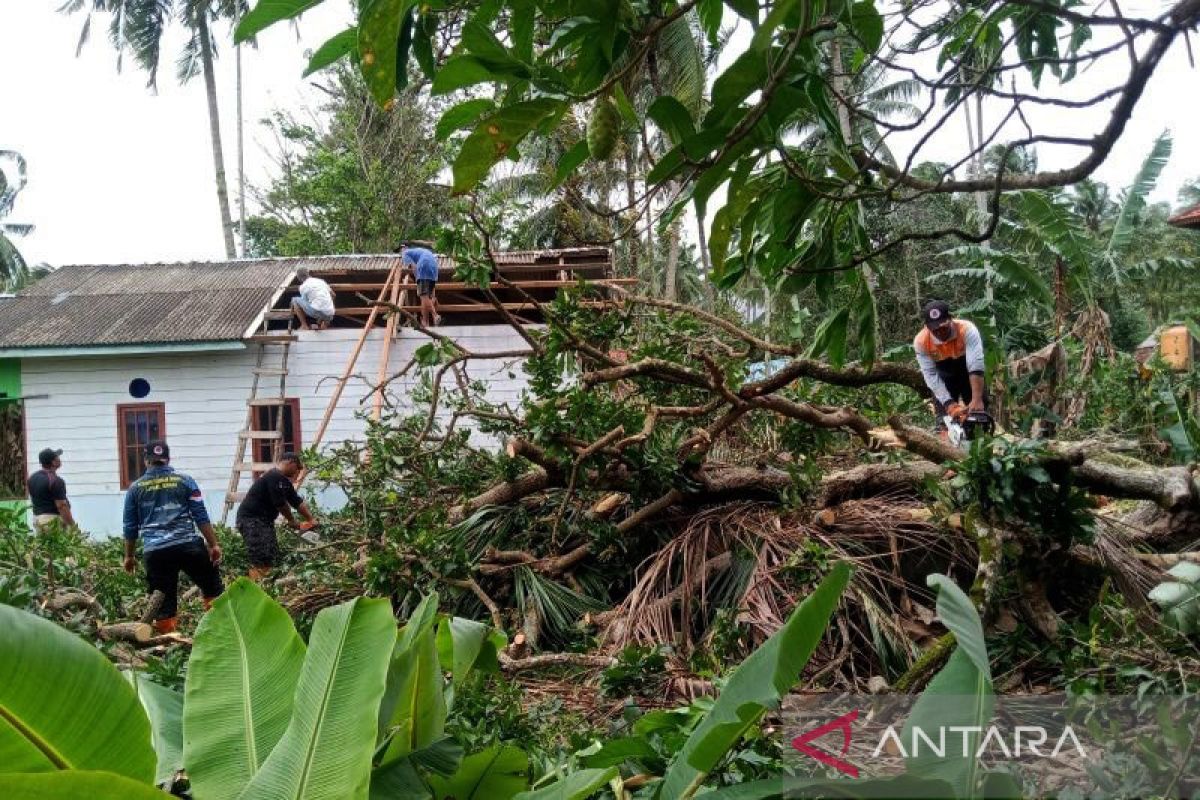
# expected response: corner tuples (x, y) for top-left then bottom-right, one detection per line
(28, 447), (77, 531)
(122, 440), (223, 633)
(235, 452), (316, 580)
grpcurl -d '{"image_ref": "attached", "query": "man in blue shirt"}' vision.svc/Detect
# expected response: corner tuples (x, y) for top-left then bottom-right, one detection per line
(122, 440), (223, 633)
(401, 243), (443, 327)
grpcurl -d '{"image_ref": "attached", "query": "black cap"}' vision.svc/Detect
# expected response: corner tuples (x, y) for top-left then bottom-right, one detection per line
(144, 440), (170, 461)
(922, 300), (952, 328)
(38, 448), (62, 467)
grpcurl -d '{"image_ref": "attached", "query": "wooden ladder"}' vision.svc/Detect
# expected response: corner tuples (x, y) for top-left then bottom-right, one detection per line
(221, 310), (297, 524)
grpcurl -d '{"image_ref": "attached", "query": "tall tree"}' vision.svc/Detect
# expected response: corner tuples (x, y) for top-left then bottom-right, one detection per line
(63, 0), (242, 258)
(246, 67), (451, 256)
(0, 150), (33, 288)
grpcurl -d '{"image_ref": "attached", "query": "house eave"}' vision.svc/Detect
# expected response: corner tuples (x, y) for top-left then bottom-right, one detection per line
(0, 340), (247, 358)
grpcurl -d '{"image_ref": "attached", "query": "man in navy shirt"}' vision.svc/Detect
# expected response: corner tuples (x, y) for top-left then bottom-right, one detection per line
(122, 440), (223, 633)
(402, 243), (443, 327)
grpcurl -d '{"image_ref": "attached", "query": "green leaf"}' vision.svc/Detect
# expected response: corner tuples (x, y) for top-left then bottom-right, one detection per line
(431, 56), (497, 94)
(0, 603), (154, 781)
(304, 28), (357, 77)
(435, 616), (491, 689)
(428, 744), (529, 799)
(436, 99), (497, 141)
(184, 579), (306, 800)
(612, 83), (639, 126)
(696, 0), (723, 43)
(552, 140), (592, 190)
(359, 0), (414, 106)
(647, 96), (696, 145)
(370, 737), (463, 799)
(452, 99), (565, 193)
(708, 49), (768, 125)
(462, 18), (515, 63)
(902, 574), (994, 797)
(806, 307), (851, 367)
(381, 595), (447, 760)
(129, 674), (183, 786)
(850, 1), (884, 53)
(236, 0), (322, 43)
(395, 11), (415, 92)
(0, 771), (173, 799)
(579, 736), (658, 768)
(239, 596), (397, 800)
(659, 563), (852, 799)
(514, 767), (617, 799)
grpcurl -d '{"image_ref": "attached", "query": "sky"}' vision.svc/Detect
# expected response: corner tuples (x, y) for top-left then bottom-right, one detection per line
(0, 1), (1198, 268)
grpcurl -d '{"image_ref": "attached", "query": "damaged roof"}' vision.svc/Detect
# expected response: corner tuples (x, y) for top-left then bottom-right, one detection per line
(1168, 204), (1200, 230)
(0, 249), (611, 351)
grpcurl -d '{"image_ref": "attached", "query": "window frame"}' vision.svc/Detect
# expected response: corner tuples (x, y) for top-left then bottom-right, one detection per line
(117, 402), (167, 489)
(251, 398), (302, 474)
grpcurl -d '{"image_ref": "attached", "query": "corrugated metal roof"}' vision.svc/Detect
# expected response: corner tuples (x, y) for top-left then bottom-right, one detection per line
(0, 249), (611, 350)
(1168, 204), (1200, 229)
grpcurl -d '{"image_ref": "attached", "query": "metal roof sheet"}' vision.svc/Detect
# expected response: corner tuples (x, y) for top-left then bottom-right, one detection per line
(1168, 204), (1200, 229)
(0, 249), (611, 350)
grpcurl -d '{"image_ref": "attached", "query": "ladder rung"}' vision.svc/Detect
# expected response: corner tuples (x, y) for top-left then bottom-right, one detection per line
(248, 398), (288, 406)
(234, 462), (276, 472)
(262, 310), (295, 320)
(247, 335), (297, 344)
(226, 492), (247, 503)
(239, 430), (283, 439)
(253, 367), (289, 376)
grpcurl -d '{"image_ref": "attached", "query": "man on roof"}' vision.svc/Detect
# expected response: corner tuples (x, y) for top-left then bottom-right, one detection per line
(914, 300), (987, 433)
(401, 242), (443, 327)
(291, 266), (335, 331)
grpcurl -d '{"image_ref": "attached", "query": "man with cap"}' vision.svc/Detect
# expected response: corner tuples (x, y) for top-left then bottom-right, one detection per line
(235, 451), (317, 581)
(914, 300), (987, 433)
(122, 440), (223, 634)
(27, 447), (76, 531)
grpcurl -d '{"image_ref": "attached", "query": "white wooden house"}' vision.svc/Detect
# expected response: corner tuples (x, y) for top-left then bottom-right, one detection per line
(0, 249), (616, 534)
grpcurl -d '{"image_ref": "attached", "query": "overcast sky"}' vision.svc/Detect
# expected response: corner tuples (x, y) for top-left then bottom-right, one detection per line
(1, 1), (1197, 268)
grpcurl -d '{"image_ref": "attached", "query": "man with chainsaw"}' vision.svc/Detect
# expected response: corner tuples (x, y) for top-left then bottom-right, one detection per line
(914, 300), (989, 439)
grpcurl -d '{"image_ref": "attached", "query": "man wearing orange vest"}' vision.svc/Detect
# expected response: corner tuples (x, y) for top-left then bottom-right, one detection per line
(914, 300), (987, 432)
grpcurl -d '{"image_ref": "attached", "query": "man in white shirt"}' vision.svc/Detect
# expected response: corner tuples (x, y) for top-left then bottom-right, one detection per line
(290, 266), (335, 331)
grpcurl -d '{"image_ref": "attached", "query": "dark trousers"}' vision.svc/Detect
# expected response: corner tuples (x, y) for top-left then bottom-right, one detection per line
(144, 539), (223, 619)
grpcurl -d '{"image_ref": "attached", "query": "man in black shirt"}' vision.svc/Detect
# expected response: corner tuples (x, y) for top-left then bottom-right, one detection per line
(235, 452), (316, 580)
(28, 448), (76, 531)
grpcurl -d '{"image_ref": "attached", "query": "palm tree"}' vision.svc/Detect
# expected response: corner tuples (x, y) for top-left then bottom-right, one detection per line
(63, 0), (243, 258)
(0, 151), (33, 288)
(1070, 179), (1115, 234)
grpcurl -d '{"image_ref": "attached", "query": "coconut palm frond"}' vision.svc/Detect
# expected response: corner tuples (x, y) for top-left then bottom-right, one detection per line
(657, 14), (706, 116)
(124, 0), (173, 88)
(176, 27), (203, 84)
(0, 233), (30, 290)
(1106, 130), (1172, 261)
(513, 566), (604, 644)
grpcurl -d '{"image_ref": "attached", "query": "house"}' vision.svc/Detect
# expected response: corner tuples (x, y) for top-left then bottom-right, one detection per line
(1168, 203), (1200, 230)
(0, 248), (619, 534)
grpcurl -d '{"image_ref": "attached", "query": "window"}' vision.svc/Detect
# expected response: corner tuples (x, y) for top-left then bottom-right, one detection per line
(252, 398), (301, 470)
(118, 403), (166, 488)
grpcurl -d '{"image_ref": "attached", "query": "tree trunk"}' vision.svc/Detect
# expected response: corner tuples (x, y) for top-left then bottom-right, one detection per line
(664, 220), (681, 302)
(695, 208), (715, 308)
(624, 141), (640, 277)
(197, 14), (237, 259)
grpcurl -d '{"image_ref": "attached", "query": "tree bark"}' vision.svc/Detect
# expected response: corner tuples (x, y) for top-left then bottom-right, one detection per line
(197, 14), (237, 259)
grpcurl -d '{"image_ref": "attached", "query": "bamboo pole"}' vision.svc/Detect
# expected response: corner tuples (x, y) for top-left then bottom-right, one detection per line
(297, 266), (398, 486)
(372, 272), (403, 420)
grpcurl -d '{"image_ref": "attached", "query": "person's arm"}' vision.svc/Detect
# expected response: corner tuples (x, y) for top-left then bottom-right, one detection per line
(964, 323), (987, 412)
(297, 501), (316, 524)
(914, 338), (952, 405)
(51, 478), (77, 528)
(122, 489), (139, 574)
(269, 477), (300, 528)
(184, 478), (222, 564)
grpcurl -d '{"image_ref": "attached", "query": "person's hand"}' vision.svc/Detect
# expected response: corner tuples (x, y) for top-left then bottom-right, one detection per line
(123, 556), (137, 575)
(299, 520), (316, 532)
(209, 544), (223, 565)
(945, 401), (966, 421)
(967, 397), (985, 414)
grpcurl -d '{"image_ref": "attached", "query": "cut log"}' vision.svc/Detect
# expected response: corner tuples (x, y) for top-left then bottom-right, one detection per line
(99, 622), (154, 644)
(498, 652), (616, 672)
(43, 590), (101, 615)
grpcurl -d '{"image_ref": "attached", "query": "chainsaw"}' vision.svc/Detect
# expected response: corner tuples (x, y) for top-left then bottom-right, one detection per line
(297, 520), (323, 545)
(944, 410), (995, 448)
